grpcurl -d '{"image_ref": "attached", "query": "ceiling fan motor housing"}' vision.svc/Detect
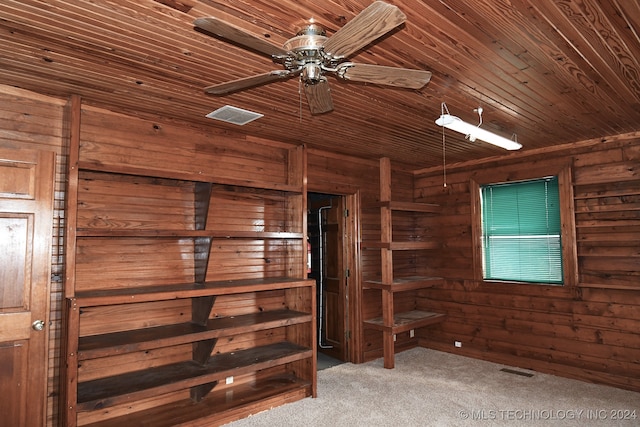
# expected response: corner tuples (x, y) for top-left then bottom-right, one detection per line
(282, 25), (327, 54)
(282, 24), (332, 84)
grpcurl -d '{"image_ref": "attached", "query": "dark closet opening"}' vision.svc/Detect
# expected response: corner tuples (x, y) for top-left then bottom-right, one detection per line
(308, 192), (346, 370)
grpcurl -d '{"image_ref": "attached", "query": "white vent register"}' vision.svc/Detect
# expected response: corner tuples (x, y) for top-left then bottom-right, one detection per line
(206, 105), (263, 125)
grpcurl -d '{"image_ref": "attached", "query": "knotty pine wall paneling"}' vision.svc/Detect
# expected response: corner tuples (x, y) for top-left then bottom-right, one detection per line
(0, 85), (315, 426)
(307, 149), (381, 362)
(4, 83), (637, 426)
(413, 136), (640, 392)
(308, 152), (426, 362)
(307, 150), (428, 362)
(1, 83), (412, 425)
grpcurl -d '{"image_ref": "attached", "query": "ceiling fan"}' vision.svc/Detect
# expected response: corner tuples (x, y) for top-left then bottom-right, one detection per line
(193, 1), (432, 115)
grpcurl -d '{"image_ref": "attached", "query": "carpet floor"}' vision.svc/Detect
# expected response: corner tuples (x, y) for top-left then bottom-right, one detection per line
(227, 347), (639, 426)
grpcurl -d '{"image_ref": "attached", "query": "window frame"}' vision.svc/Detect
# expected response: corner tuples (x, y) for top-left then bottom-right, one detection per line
(470, 161), (578, 292)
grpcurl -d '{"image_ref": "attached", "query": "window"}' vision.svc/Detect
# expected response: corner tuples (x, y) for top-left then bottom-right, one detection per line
(480, 177), (563, 284)
(470, 162), (577, 289)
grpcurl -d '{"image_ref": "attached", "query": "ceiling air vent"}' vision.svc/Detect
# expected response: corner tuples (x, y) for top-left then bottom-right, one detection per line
(205, 105), (263, 125)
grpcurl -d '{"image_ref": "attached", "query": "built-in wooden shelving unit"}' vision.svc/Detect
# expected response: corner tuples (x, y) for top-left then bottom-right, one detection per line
(363, 157), (445, 368)
(61, 102), (315, 426)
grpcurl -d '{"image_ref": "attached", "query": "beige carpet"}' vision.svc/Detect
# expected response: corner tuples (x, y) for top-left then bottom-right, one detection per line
(227, 348), (639, 426)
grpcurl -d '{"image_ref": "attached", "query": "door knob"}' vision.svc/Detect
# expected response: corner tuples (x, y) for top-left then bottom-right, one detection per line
(32, 320), (45, 331)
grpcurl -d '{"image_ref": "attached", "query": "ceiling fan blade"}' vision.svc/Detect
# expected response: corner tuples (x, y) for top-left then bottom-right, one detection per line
(204, 70), (295, 95)
(194, 17), (288, 58)
(303, 80), (334, 114)
(338, 63), (432, 89)
(322, 1), (406, 59)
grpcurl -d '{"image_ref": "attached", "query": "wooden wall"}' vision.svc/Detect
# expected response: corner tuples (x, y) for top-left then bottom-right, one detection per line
(3, 83), (637, 427)
(0, 84), (392, 426)
(306, 151), (424, 362)
(413, 136), (640, 392)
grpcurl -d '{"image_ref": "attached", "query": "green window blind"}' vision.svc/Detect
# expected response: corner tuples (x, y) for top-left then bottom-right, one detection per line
(481, 176), (563, 284)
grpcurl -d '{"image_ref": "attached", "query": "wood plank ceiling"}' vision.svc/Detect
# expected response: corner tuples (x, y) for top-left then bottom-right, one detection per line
(1, 0), (639, 169)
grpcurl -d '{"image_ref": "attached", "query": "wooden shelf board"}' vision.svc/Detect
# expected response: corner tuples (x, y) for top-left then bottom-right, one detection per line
(368, 201), (441, 213)
(78, 310), (312, 360)
(74, 277), (315, 306)
(362, 241), (439, 250)
(82, 374), (311, 427)
(363, 310), (445, 334)
(364, 276), (444, 292)
(77, 341), (312, 412)
(76, 229), (304, 238)
(77, 161), (304, 193)
(208, 231), (303, 239)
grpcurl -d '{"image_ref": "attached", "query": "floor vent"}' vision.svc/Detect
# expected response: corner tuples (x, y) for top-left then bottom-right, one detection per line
(500, 368), (534, 377)
(206, 105), (263, 125)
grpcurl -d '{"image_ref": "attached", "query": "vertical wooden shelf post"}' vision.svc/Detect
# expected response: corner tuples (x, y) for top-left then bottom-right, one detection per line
(363, 157), (445, 369)
(379, 157), (396, 368)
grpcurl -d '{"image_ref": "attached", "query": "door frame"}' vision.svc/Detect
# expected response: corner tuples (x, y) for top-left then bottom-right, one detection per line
(307, 183), (362, 364)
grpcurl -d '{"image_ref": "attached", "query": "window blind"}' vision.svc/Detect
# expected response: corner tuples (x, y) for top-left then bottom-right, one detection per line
(481, 176), (563, 284)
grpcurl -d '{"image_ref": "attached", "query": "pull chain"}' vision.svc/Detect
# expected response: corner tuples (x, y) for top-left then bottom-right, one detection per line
(442, 127), (447, 188)
(441, 102), (448, 188)
(298, 79), (303, 123)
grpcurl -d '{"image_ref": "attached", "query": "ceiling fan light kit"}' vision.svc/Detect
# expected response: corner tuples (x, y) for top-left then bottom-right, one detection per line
(435, 109), (522, 151)
(194, 1), (432, 115)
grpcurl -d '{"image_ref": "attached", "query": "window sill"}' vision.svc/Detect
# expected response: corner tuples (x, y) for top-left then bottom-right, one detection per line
(477, 279), (577, 299)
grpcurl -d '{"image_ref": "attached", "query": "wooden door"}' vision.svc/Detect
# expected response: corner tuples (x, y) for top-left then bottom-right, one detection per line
(319, 196), (347, 361)
(0, 147), (55, 427)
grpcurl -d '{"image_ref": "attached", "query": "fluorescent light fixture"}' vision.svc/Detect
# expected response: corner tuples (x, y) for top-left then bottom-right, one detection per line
(435, 113), (522, 151)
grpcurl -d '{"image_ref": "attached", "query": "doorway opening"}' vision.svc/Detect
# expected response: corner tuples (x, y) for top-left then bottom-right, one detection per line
(308, 192), (347, 370)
